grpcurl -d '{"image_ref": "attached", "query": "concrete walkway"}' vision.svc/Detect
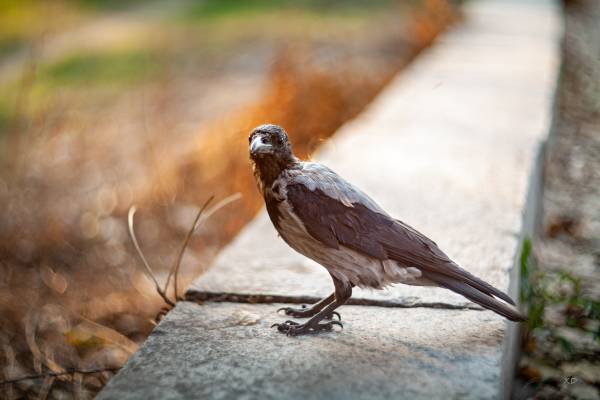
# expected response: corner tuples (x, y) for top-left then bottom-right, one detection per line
(98, 1), (561, 399)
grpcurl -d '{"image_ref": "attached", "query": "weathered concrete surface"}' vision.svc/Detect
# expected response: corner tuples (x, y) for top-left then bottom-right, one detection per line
(99, 0), (562, 399)
(98, 302), (505, 400)
(188, 0), (561, 308)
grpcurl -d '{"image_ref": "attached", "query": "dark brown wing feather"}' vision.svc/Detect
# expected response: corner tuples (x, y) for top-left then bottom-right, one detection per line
(286, 182), (524, 320)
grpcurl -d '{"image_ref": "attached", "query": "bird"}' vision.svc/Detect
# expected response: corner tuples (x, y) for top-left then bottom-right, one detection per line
(248, 124), (526, 336)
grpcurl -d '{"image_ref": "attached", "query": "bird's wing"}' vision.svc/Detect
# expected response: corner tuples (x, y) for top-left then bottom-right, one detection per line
(285, 181), (451, 267)
(285, 165), (517, 307)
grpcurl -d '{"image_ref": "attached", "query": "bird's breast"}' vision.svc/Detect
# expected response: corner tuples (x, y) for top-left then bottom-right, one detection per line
(274, 198), (316, 254)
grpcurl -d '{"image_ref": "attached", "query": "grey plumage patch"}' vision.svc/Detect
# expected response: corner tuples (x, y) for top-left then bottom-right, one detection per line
(288, 163), (385, 213)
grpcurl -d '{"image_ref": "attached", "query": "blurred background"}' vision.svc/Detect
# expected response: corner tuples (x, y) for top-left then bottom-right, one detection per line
(0, 1), (459, 398)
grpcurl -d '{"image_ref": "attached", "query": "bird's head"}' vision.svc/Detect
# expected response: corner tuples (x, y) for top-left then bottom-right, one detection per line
(248, 124), (293, 161)
(249, 124), (297, 188)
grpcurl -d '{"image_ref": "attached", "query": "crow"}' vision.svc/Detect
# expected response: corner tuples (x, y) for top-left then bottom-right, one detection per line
(249, 124), (526, 335)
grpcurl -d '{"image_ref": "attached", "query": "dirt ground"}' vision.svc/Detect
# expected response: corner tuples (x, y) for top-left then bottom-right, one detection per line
(516, 1), (600, 399)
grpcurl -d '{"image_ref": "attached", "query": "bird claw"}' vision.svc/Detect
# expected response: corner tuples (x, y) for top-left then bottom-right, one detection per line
(277, 307), (342, 321)
(328, 311), (342, 321)
(277, 306), (311, 318)
(271, 320), (343, 336)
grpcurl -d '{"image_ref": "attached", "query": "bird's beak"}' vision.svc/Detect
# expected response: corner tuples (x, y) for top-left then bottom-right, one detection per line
(250, 135), (272, 156)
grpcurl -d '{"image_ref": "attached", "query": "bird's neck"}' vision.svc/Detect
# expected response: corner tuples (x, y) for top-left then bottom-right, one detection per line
(253, 154), (299, 192)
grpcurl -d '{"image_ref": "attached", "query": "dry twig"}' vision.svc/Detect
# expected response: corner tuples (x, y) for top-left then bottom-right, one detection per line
(167, 193), (242, 300)
(128, 193), (242, 307)
(166, 195), (214, 301)
(128, 207), (175, 307)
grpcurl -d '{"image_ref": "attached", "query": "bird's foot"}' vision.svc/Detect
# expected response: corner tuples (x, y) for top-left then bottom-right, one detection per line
(277, 306), (341, 320)
(271, 319), (343, 336)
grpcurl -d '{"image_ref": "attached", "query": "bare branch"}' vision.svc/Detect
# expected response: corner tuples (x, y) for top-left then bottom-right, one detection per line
(168, 193), (242, 300)
(127, 193), (241, 308)
(167, 196), (214, 301)
(127, 206), (175, 307)
(197, 193), (243, 226)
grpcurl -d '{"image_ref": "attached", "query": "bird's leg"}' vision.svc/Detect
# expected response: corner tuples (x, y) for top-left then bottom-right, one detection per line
(277, 293), (339, 319)
(272, 279), (352, 336)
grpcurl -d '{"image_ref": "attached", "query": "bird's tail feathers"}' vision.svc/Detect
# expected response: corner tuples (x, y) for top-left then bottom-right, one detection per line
(425, 271), (526, 321)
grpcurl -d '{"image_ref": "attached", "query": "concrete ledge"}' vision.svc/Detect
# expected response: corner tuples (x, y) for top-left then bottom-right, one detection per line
(98, 1), (562, 399)
(99, 302), (505, 400)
